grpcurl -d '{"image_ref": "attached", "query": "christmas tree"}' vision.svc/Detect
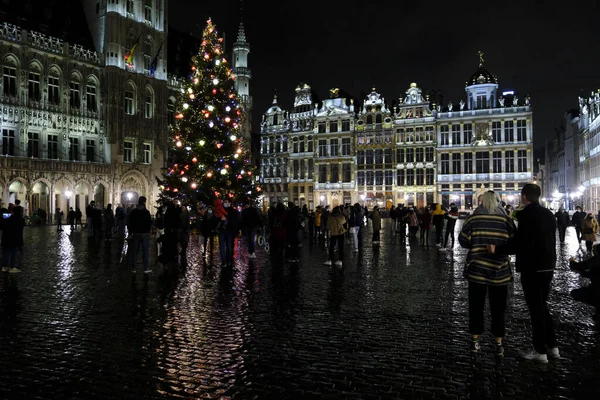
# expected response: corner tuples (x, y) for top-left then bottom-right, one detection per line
(158, 19), (259, 206)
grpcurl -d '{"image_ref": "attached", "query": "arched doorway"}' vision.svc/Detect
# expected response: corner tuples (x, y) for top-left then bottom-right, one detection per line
(31, 181), (50, 218)
(9, 180), (27, 205)
(93, 183), (107, 209)
(120, 172), (146, 207)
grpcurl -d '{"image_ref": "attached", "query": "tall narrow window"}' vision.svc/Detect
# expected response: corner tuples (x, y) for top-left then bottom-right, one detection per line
(124, 141), (134, 163)
(504, 121), (514, 142)
(86, 139), (96, 162)
(396, 148), (404, 164)
(28, 71), (41, 100)
(463, 123), (473, 145)
(70, 81), (81, 108)
(330, 164), (339, 182)
(126, 0), (134, 14)
(144, 143), (151, 164)
(425, 169), (434, 185)
(292, 160), (299, 179)
(385, 170), (393, 186)
(144, 88), (153, 118)
(299, 137), (305, 153)
(397, 170), (405, 186)
(329, 139), (338, 156)
(425, 147), (434, 162)
(452, 124), (460, 145)
(357, 171), (365, 186)
(329, 121), (338, 133)
(440, 125), (449, 146)
(464, 153), (473, 173)
(516, 120), (527, 141)
(28, 132), (39, 158)
(493, 151), (502, 173)
(406, 148), (414, 163)
(48, 76), (60, 105)
(517, 150), (527, 172)
(505, 150), (515, 173)
(125, 86), (134, 115)
(318, 164), (327, 183)
(476, 151), (489, 174)
(375, 171), (384, 185)
(47, 134), (59, 159)
(167, 100), (175, 125)
(144, 0), (152, 22)
(343, 164), (352, 182)
(2, 129), (15, 156)
(69, 137), (79, 161)
(492, 121), (501, 142)
(308, 159), (314, 179)
(415, 148), (424, 162)
(406, 169), (415, 185)
(452, 153), (461, 174)
(318, 140), (327, 157)
(3, 66), (17, 96)
(416, 169), (424, 185)
(341, 138), (351, 156)
(86, 83), (97, 111)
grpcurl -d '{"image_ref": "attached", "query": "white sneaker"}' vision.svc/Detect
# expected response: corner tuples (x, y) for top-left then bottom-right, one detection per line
(438, 247), (447, 252)
(1, 267), (8, 272)
(323, 260), (332, 266)
(248, 253), (256, 259)
(334, 260), (343, 266)
(8, 268), (22, 273)
(521, 350), (548, 363)
(547, 347), (560, 359)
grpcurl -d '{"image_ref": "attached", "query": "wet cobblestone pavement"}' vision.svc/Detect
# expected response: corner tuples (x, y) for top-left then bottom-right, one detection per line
(1, 220), (600, 399)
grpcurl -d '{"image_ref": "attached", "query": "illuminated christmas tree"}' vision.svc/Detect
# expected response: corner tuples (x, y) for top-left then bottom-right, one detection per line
(159, 19), (259, 206)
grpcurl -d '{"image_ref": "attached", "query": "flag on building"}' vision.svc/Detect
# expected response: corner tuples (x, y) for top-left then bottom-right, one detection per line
(149, 42), (164, 75)
(124, 33), (142, 65)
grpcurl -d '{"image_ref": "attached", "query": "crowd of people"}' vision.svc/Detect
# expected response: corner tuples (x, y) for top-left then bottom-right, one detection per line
(2, 182), (600, 362)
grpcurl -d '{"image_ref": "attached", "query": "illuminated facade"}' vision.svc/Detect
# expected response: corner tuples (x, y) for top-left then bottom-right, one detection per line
(392, 84), (436, 207)
(436, 56), (534, 209)
(313, 89), (356, 208)
(258, 55), (535, 210)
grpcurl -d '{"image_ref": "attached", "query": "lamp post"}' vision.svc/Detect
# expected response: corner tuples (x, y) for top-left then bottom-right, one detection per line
(65, 190), (72, 210)
(127, 192), (133, 205)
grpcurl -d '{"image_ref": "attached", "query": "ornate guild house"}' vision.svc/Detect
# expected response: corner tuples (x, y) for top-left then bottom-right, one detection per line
(258, 53), (534, 210)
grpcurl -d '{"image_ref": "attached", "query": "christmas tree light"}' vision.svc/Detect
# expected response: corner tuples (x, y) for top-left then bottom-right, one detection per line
(157, 18), (259, 206)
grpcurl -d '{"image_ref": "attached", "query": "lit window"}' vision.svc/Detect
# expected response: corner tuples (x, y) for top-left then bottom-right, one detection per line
(143, 143), (151, 164)
(124, 141), (134, 163)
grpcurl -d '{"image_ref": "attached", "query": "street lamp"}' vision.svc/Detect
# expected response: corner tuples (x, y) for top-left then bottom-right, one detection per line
(65, 190), (72, 199)
(579, 185), (586, 193)
(507, 195), (515, 204)
(360, 194), (365, 201)
(127, 192), (133, 204)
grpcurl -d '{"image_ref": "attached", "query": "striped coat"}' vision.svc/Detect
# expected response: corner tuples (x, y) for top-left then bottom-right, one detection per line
(459, 213), (516, 285)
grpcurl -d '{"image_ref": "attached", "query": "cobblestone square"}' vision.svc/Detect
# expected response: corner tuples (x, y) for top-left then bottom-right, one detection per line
(1, 220), (599, 399)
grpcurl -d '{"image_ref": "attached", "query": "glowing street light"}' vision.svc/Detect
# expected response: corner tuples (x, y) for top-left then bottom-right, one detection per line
(579, 185), (586, 193)
(360, 194), (365, 201)
(320, 195), (325, 202)
(508, 195), (515, 202)
(65, 190), (72, 199)
(127, 192), (133, 201)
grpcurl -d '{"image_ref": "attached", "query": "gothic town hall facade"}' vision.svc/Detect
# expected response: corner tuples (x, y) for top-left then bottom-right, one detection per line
(259, 57), (534, 211)
(0, 0), (252, 219)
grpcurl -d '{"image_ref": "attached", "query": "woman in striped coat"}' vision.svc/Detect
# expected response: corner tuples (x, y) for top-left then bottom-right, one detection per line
(459, 191), (516, 356)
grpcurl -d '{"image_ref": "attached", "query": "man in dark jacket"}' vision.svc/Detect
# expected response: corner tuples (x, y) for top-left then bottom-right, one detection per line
(572, 206), (586, 243)
(129, 196), (152, 273)
(241, 200), (262, 259)
(489, 184), (558, 363)
(218, 200), (240, 267)
(443, 203), (459, 249)
(555, 208), (570, 244)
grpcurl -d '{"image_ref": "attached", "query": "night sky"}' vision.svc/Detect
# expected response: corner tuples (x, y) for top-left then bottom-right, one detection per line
(169, 0), (600, 152)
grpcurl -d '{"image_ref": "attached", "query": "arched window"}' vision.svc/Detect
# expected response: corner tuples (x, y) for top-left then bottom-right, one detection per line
(28, 62), (42, 101)
(272, 113), (278, 126)
(86, 77), (98, 112)
(70, 73), (82, 109)
(144, 86), (153, 118)
(366, 115), (373, 125)
(167, 97), (175, 125)
(124, 82), (136, 115)
(47, 66), (61, 105)
(3, 55), (19, 96)
(375, 114), (382, 124)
